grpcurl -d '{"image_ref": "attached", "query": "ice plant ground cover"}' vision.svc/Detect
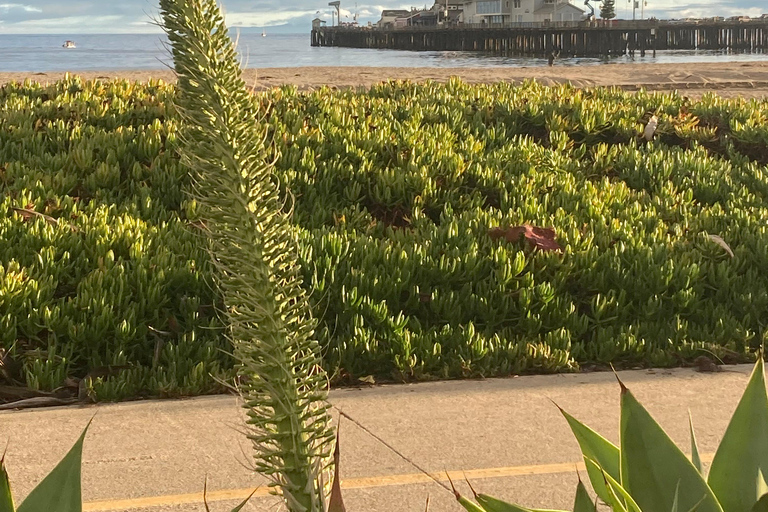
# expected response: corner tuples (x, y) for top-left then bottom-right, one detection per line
(1, 78), (768, 401)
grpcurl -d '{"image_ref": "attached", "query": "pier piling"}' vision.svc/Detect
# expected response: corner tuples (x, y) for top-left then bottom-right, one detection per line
(311, 19), (768, 58)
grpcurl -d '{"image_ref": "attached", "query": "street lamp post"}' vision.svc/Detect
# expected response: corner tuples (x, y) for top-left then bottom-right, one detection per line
(328, 1), (340, 26)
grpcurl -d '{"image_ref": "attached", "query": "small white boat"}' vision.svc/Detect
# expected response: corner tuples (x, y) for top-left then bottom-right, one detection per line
(261, 30), (266, 37)
(63, 40), (76, 49)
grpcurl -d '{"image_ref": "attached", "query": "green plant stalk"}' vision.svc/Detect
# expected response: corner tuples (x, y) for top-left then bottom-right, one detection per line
(159, 1), (334, 510)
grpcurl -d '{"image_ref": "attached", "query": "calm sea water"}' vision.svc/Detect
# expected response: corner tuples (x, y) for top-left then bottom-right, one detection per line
(1, 33), (767, 72)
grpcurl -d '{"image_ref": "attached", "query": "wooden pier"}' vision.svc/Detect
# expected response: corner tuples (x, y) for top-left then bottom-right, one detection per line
(311, 19), (768, 57)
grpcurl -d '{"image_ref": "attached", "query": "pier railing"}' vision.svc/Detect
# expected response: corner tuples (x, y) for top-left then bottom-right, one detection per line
(330, 20), (661, 31)
(311, 18), (768, 56)
(322, 18), (768, 32)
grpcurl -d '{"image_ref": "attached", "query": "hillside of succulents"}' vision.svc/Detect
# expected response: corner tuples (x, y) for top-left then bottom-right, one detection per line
(2, 76), (768, 400)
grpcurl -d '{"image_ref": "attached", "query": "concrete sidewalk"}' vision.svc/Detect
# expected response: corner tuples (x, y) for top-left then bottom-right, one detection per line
(0, 365), (753, 511)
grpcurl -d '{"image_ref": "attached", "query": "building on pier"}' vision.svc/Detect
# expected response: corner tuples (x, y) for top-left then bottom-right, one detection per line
(461, 0), (585, 24)
(533, 1), (585, 22)
(375, 0), (587, 27)
(379, 9), (411, 28)
(313, 17), (768, 57)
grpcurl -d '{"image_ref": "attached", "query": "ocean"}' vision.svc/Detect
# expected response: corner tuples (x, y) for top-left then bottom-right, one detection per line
(1, 33), (767, 72)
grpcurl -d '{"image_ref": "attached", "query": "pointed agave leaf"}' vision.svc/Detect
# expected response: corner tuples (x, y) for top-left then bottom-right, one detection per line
(229, 490), (256, 512)
(689, 412), (702, 474)
(759, 468), (768, 497)
(619, 384), (722, 512)
(752, 494), (768, 512)
(708, 358), (768, 512)
(585, 458), (642, 512)
(328, 432), (346, 512)
(672, 482), (680, 512)
(560, 408), (620, 504)
(449, 472), (486, 512)
(573, 479), (597, 512)
(601, 472), (629, 512)
(204, 477), (255, 512)
(458, 496), (488, 512)
(17, 422), (91, 512)
(475, 494), (567, 512)
(475, 495), (532, 512)
(0, 451), (14, 512)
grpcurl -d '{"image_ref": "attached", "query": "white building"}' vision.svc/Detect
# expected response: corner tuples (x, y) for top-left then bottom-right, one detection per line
(532, 0), (585, 22)
(378, 9), (412, 28)
(430, 0), (467, 23)
(457, 0), (584, 24)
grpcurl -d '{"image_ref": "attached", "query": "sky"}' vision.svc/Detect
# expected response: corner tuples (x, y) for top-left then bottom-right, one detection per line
(0, 0), (765, 34)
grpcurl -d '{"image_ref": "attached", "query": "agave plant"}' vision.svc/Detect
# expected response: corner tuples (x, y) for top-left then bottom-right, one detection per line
(158, 0), (336, 511)
(0, 423), (252, 512)
(0, 423), (89, 512)
(456, 357), (768, 512)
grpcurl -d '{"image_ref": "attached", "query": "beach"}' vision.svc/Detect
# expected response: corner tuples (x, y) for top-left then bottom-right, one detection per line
(3, 61), (768, 98)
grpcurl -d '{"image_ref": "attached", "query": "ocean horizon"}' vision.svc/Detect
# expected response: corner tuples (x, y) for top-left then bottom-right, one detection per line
(1, 32), (767, 73)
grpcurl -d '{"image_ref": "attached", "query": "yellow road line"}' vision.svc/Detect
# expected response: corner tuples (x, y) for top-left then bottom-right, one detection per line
(83, 453), (715, 511)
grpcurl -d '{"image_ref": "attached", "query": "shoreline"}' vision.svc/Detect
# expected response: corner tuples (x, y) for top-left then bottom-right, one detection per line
(3, 61), (768, 98)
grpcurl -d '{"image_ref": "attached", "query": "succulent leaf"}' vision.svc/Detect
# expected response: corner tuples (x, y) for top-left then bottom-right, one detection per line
(620, 385), (722, 512)
(0, 453), (14, 512)
(672, 482), (680, 512)
(328, 431), (346, 512)
(456, 493), (488, 512)
(573, 480), (597, 512)
(560, 408), (620, 504)
(16, 422), (89, 512)
(708, 358), (768, 512)
(475, 494), (566, 512)
(751, 494), (768, 512)
(688, 412), (702, 475)
(585, 457), (642, 512)
(229, 491), (256, 512)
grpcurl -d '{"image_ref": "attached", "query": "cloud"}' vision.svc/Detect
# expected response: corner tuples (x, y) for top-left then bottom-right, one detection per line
(0, 13), (163, 33)
(0, 0), (763, 33)
(0, 3), (41, 13)
(594, 0), (766, 18)
(225, 9), (318, 27)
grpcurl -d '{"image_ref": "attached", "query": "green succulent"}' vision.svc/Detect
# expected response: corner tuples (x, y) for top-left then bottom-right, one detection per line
(3, 74), (768, 398)
(455, 358), (768, 512)
(0, 422), (252, 512)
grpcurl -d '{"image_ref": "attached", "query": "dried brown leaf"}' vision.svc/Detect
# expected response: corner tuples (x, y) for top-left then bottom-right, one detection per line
(489, 225), (562, 252)
(10, 207), (58, 226)
(708, 234), (734, 258)
(358, 375), (376, 385)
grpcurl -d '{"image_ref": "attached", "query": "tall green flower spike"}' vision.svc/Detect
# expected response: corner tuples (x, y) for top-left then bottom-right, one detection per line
(159, 1), (335, 510)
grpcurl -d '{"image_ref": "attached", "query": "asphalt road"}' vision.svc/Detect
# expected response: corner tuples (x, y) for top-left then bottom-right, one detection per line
(0, 365), (754, 512)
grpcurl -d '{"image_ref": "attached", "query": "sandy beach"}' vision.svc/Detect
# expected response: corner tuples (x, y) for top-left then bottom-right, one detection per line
(3, 61), (768, 98)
